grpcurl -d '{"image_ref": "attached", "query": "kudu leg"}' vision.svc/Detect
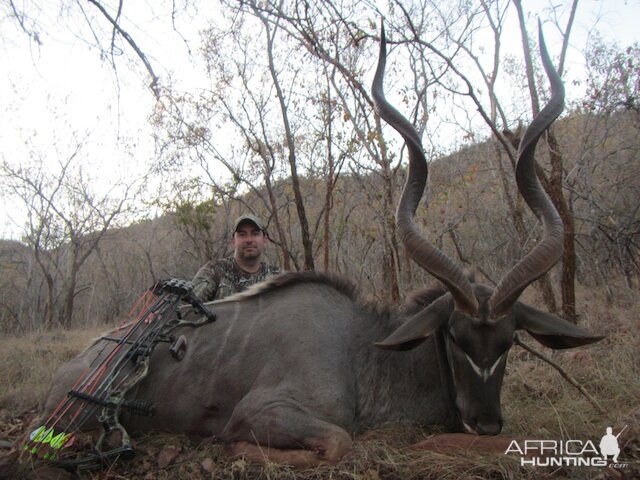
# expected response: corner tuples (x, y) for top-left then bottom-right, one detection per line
(221, 394), (352, 466)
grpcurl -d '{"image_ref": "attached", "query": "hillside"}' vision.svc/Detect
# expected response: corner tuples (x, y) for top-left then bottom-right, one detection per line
(0, 110), (637, 332)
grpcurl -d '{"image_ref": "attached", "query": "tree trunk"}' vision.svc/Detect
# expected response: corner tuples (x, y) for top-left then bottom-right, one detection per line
(323, 155), (334, 272)
(263, 163), (292, 271)
(379, 122), (400, 302)
(546, 131), (578, 322)
(255, 4), (315, 270)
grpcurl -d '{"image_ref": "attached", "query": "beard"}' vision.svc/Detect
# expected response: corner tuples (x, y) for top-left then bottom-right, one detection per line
(239, 246), (261, 260)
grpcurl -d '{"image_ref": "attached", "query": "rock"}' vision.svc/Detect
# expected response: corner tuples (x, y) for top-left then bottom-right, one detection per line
(157, 445), (181, 468)
(201, 456), (216, 473)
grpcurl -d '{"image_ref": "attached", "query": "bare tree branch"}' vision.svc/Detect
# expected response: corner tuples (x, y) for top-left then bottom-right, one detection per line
(85, 0), (160, 96)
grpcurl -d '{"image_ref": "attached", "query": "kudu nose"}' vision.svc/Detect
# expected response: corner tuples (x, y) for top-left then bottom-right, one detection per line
(463, 416), (503, 435)
(474, 419), (503, 435)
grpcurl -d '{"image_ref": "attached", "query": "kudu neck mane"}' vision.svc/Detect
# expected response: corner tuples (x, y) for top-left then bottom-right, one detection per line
(219, 270), (447, 319)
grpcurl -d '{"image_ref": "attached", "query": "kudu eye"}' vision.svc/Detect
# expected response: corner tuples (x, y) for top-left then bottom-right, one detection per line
(448, 328), (458, 344)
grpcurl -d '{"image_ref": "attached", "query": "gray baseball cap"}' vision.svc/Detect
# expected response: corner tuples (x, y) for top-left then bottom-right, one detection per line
(233, 214), (266, 233)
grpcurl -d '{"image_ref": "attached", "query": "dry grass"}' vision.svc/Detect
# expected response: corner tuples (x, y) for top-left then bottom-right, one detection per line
(0, 280), (638, 479)
(0, 327), (105, 412)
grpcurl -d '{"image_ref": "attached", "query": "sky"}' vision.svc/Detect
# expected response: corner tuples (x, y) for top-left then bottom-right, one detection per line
(0, 1), (214, 239)
(0, 0), (638, 241)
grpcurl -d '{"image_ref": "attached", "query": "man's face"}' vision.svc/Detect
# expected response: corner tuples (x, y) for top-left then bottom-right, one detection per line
(233, 222), (267, 261)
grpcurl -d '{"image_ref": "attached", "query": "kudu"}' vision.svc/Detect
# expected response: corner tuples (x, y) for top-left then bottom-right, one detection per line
(27, 25), (602, 467)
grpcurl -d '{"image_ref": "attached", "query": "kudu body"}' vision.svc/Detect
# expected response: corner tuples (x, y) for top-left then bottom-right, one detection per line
(32, 25), (602, 465)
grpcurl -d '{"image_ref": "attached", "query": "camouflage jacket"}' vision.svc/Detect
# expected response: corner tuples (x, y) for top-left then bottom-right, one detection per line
(191, 257), (282, 302)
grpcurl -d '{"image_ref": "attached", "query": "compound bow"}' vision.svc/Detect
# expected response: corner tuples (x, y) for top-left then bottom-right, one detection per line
(23, 278), (215, 472)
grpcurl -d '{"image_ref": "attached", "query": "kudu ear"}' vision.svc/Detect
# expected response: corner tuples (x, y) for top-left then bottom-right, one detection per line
(375, 294), (452, 351)
(514, 302), (604, 349)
